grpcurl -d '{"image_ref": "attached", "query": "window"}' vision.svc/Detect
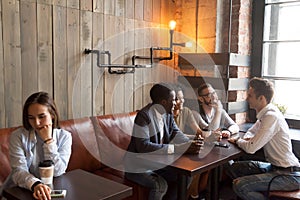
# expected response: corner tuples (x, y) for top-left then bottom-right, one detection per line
(252, 0), (300, 127)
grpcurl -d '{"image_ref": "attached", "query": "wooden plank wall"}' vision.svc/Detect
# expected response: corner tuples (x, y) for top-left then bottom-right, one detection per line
(2, 0), (22, 127)
(0, 1), (4, 127)
(0, 0), (178, 128)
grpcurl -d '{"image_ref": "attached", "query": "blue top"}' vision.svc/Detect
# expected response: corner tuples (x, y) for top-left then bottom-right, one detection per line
(0, 127), (72, 195)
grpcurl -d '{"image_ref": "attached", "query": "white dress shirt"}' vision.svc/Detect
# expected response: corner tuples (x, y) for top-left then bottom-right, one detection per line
(154, 108), (174, 154)
(237, 104), (300, 168)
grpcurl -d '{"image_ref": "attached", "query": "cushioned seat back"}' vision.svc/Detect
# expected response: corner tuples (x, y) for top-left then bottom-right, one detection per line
(92, 112), (136, 170)
(60, 117), (102, 172)
(0, 127), (19, 186)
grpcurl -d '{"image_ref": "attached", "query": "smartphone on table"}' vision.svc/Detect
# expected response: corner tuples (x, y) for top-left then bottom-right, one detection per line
(51, 190), (67, 198)
(214, 141), (230, 148)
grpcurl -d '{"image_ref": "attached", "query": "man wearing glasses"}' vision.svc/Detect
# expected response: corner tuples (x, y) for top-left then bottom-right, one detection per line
(193, 83), (239, 137)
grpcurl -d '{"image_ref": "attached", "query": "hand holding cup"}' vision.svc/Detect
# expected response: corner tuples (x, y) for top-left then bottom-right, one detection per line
(213, 129), (222, 141)
(201, 128), (211, 138)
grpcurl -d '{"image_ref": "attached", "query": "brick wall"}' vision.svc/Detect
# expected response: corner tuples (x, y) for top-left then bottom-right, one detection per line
(230, 0), (252, 123)
(176, 0), (252, 124)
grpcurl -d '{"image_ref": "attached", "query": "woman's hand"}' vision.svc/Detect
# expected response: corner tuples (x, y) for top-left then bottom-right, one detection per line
(38, 124), (53, 142)
(212, 129), (222, 141)
(228, 137), (238, 144)
(221, 130), (231, 138)
(33, 183), (52, 200)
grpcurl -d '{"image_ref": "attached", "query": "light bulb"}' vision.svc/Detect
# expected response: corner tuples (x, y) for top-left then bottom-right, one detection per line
(169, 20), (176, 30)
(185, 41), (193, 48)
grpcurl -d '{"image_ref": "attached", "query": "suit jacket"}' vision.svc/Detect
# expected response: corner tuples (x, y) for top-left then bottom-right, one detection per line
(124, 103), (189, 172)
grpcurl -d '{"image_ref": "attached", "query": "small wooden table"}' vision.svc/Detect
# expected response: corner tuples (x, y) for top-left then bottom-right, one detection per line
(3, 169), (132, 200)
(138, 137), (244, 200)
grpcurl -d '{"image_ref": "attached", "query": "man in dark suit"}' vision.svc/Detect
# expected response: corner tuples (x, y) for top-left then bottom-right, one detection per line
(125, 83), (202, 200)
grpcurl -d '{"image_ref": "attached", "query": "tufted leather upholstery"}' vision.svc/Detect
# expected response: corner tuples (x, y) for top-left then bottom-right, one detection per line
(93, 112), (135, 169)
(0, 127), (19, 185)
(92, 112), (149, 199)
(60, 117), (102, 173)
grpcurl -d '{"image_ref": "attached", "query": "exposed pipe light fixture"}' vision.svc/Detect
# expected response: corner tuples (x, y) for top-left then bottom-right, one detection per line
(85, 20), (192, 74)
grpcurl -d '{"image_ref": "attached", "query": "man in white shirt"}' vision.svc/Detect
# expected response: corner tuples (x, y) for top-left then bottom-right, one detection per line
(194, 83), (239, 137)
(228, 77), (300, 200)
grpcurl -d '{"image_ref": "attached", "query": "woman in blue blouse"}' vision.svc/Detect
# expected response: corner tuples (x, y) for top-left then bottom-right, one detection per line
(0, 92), (72, 200)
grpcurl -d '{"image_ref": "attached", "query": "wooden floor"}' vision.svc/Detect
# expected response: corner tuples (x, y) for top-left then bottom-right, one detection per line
(197, 179), (237, 200)
(218, 182), (237, 200)
(218, 179), (237, 200)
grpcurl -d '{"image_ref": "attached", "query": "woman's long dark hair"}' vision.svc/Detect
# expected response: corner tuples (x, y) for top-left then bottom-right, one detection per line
(23, 92), (60, 130)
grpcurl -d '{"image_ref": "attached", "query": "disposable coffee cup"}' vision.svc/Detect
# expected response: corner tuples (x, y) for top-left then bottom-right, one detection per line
(39, 160), (54, 187)
(213, 130), (222, 141)
(202, 128), (211, 138)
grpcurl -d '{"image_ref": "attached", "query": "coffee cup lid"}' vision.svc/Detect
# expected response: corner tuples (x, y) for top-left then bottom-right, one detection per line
(39, 160), (54, 167)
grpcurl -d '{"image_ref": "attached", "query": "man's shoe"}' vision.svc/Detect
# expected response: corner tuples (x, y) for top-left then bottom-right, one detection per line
(188, 195), (199, 200)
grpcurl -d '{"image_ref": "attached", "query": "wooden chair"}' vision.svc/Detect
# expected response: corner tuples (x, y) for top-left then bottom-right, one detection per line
(268, 172), (300, 200)
(269, 190), (300, 200)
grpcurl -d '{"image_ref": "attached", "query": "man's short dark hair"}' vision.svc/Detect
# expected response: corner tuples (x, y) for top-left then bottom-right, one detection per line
(150, 83), (174, 104)
(249, 77), (274, 104)
(197, 83), (212, 96)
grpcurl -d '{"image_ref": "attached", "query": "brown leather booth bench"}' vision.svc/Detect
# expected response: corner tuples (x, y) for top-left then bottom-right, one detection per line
(0, 112), (148, 200)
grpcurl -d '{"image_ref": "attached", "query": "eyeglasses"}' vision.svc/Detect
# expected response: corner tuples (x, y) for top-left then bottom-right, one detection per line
(200, 91), (216, 97)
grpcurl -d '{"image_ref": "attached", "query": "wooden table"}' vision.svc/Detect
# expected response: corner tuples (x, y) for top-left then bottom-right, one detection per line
(139, 137), (244, 200)
(3, 169), (132, 200)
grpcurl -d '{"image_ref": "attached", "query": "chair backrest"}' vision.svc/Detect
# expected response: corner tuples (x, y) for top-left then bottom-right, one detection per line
(0, 127), (20, 186)
(269, 190), (300, 200)
(292, 140), (300, 161)
(60, 117), (102, 172)
(268, 173), (300, 200)
(92, 112), (136, 169)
